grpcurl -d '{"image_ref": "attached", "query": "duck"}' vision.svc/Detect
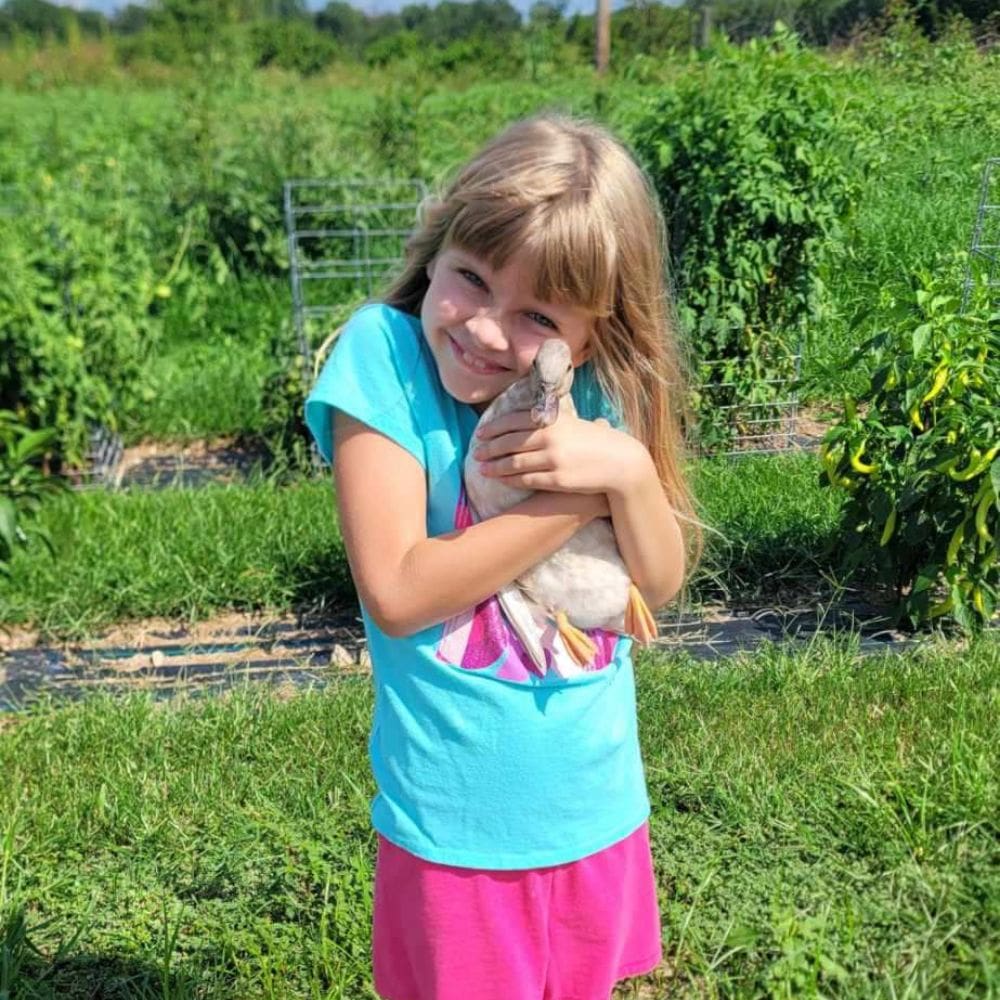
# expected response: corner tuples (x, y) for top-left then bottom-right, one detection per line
(463, 339), (658, 675)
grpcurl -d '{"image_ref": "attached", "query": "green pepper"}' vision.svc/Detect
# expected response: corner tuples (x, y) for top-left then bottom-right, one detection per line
(976, 488), (995, 543)
(928, 597), (954, 619)
(850, 441), (878, 475)
(949, 444), (999, 482)
(879, 507), (897, 547)
(921, 363), (949, 404)
(946, 519), (966, 566)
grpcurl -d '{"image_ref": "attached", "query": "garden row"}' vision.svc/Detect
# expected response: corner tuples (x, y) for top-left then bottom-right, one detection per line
(1, 33), (998, 629)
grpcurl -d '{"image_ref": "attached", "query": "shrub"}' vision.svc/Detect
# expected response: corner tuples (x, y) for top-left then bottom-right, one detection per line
(248, 19), (339, 76)
(0, 411), (68, 577)
(629, 26), (863, 452)
(818, 267), (999, 630)
(0, 172), (162, 470)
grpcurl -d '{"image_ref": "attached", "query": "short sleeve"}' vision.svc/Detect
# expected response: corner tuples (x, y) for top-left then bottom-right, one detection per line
(304, 304), (427, 468)
(571, 362), (626, 430)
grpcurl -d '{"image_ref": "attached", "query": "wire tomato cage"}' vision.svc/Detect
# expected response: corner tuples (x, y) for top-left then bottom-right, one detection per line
(962, 157), (1000, 314)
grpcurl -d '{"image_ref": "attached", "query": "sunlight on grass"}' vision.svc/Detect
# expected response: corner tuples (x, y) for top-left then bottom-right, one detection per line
(0, 634), (996, 997)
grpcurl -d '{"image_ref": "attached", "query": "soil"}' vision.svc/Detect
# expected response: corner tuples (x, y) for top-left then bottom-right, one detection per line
(73, 404), (835, 491)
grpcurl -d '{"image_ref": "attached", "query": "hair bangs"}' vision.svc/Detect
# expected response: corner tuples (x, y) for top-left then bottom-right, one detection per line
(446, 193), (617, 317)
(522, 197), (617, 316)
(446, 198), (536, 276)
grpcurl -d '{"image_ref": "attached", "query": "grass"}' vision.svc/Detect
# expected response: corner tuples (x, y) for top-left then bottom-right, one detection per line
(0, 454), (846, 639)
(1, 634), (997, 997)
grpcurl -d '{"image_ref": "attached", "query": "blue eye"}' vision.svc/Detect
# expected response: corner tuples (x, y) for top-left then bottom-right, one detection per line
(528, 312), (557, 331)
(459, 269), (486, 288)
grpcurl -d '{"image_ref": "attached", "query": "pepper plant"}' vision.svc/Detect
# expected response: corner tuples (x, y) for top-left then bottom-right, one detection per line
(819, 270), (999, 630)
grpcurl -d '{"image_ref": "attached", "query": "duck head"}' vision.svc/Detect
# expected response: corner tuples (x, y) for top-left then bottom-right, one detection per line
(529, 340), (575, 427)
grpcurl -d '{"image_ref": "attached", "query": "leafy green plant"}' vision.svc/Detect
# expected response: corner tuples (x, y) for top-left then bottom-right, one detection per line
(0, 171), (162, 470)
(0, 411), (68, 578)
(257, 321), (318, 477)
(629, 26), (863, 452)
(818, 269), (999, 630)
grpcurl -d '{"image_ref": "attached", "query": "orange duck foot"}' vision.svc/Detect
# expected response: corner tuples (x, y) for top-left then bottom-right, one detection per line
(554, 611), (598, 667)
(624, 584), (657, 645)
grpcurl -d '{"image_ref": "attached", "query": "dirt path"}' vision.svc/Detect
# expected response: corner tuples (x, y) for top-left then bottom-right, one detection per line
(1, 594), (926, 713)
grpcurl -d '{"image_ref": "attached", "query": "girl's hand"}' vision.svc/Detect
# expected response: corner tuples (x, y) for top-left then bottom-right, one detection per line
(472, 410), (650, 497)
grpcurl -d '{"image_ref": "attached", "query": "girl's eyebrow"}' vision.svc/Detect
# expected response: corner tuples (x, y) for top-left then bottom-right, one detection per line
(449, 250), (567, 315)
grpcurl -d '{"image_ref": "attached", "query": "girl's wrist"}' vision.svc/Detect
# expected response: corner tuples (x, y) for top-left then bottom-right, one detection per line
(539, 489), (610, 520)
(607, 439), (657, 500)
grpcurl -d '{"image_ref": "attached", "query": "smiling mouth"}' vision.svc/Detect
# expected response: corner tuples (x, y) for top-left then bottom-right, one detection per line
(448, 336), (508, 375)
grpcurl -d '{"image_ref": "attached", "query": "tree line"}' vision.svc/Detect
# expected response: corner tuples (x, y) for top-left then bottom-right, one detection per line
(0, 0), (996, 72)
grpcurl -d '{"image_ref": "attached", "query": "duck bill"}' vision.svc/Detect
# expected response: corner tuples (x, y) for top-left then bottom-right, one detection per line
(530, 389), (559, 427)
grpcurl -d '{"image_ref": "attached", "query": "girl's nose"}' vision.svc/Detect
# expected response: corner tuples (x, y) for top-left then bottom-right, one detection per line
(466, 310), (508, 352)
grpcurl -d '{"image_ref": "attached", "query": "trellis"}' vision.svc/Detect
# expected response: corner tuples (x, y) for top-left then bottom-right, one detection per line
(961, 157), (1000, 313)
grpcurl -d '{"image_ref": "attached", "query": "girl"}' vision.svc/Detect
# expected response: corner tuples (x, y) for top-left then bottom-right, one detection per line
(305, 114), (701, 1000)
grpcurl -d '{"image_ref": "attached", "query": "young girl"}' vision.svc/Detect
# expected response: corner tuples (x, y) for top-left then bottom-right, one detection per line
(305, 114), (701, 1000)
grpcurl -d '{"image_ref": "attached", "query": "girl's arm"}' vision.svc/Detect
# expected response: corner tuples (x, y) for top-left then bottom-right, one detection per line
(605, 442), (686, 610)
(334, 411), (608, 638)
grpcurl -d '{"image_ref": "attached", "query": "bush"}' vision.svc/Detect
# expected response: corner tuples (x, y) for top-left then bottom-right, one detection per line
(818, 267), (999, 630)
(629, 26), (863, 451)
(248, 19), (339, 76)
(0, 171), (162, 470)
(0, 411), (68, 577)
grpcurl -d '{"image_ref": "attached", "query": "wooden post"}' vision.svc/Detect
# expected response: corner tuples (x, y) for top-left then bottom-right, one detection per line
(595, 0), (610, 74)
(698, 3), (712, 48)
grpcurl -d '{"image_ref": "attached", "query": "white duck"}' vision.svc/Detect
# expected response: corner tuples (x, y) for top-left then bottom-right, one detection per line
(463, 339), (657, 675)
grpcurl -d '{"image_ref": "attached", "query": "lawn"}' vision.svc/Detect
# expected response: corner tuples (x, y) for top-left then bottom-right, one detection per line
(2, 634), (997, 998)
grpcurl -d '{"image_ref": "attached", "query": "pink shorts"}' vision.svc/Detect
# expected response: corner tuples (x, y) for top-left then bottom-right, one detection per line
(372, 822), (662, 1000)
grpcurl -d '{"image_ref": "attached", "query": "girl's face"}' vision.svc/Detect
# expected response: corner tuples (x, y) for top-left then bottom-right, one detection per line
(420, 246), (594, 411)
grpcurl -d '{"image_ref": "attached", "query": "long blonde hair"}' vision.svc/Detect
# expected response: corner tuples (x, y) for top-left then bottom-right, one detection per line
(381, 114), (703, 573)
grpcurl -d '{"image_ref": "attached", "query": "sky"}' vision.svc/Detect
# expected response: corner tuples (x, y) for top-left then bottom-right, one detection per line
(53, 0), (626, 18)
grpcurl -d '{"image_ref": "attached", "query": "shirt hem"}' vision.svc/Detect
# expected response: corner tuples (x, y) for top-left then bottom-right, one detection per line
(372, 807), (651, 870)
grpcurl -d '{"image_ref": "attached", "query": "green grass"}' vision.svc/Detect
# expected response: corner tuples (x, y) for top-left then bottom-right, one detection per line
(0, 454), (845, 639)
(1, 634), (997, 997)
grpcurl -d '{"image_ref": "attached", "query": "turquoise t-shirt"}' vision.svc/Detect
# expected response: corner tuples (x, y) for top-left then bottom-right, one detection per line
(304, 302), (650, 869)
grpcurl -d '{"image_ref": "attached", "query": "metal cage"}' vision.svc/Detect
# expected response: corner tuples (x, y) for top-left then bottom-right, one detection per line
(962, 157), (1000, 314)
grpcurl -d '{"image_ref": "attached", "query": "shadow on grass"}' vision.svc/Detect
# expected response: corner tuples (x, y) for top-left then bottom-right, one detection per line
(280, 539), (359, 614)
(3, 903), (211, 1000)
(11, 952), (207, 1000)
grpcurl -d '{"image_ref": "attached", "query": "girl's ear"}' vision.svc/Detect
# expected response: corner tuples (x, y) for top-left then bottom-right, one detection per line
(426, 256), (437, 282)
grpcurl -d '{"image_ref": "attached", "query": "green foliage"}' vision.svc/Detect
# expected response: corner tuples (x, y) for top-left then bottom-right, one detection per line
(248, 17), (339, 75)
(819, 267), (999, 630)
(158, 73), (299, 277)
(257, 322), (316, 477)
(0, 411), (67, 578)
(630, 27), (863, 451)
(0, 170), (162, 469)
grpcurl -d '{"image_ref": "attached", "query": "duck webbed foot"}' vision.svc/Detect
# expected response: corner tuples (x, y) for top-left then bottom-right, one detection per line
(554, 611), (598, 667)
(625, 584), (657, 645)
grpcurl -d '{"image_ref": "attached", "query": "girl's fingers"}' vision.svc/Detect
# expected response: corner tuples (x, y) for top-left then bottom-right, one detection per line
(478, 450), (550, 477)
(472, 430), (546, 461)
(475, 411), (537, 439)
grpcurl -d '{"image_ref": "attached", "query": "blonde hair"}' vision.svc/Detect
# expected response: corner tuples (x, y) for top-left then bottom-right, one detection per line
(380, 114), (704, 574)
